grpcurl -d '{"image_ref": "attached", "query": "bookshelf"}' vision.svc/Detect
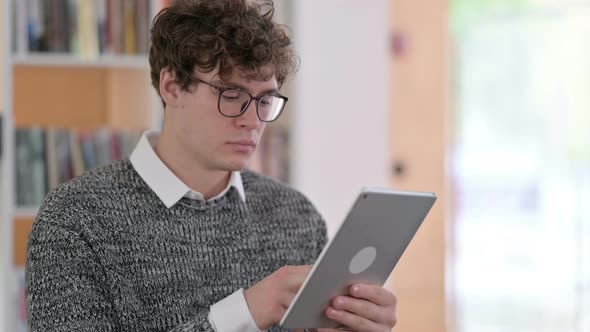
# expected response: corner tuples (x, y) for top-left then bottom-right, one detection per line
(1, 0), (7, 329)
(2, 1), (164, 331)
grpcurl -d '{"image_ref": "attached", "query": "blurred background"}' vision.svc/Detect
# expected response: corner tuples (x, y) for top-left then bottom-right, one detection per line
(1, 0), (589, 331)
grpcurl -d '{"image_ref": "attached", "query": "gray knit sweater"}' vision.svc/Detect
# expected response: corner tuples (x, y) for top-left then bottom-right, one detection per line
(25, 159), (327, 332)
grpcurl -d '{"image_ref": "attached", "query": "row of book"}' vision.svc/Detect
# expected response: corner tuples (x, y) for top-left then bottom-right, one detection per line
(15, 127), (143, 207)
(14, 125), (291, 208)
(249, 126), (291, 183)
(19, 0), (152, 56)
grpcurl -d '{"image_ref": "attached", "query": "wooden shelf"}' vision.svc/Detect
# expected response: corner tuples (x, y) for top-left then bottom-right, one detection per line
(13, 216), (34, 267)
(14, 208), (38, 267)
(12, 53), (149, 69)
(13, 65), (154, 129)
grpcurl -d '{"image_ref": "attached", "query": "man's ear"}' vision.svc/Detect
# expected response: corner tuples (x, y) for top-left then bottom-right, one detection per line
(159, 68), (182, 109)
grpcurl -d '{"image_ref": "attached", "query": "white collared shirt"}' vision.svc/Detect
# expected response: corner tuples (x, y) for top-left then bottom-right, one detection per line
(130, 131), (246, 207)
(129, 131), (261, 332)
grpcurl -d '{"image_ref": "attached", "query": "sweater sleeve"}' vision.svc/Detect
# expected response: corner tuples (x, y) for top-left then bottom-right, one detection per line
(25, 213), (216, 332)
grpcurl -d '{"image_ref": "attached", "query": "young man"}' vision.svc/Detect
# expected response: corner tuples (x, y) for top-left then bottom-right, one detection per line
(25, 1), (397, 331)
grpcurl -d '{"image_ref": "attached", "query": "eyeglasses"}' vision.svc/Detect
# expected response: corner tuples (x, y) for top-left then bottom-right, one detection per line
(193, 78), (288, 122)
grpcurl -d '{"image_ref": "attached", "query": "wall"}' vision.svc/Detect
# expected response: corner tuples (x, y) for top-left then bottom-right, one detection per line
(291, 1), (449, 331)
(388, 0), (449, 331)
(0, 0), (4, 109)
(291, 0), (389, 236)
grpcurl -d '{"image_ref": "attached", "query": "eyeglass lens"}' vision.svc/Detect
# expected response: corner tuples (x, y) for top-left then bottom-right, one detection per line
(219, 90), (285, 122)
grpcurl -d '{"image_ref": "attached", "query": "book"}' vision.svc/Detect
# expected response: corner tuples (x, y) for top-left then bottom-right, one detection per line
(69, 129), (85, 177)
(15, 129), (32, 206)
(67, 0), (79, 53)
(22, 0), (151, 55)
(123, 0), (137, 54)
(29, 127), (48, 206)
(77, 0), (99, 58)
(54, 129), (73, 184)
(15, 127), (47, 207)
(108, 0), (123, 53)
(46, 0), (68, 52)
(135, 0), (150, 54)
(96, 0), (108, 53)
(26, 0), (44, 51)
(93, 127), (113, 167)
(248, 126), (290, 182)
(45, 128), (59, 191)
(79, 130), (97, 171)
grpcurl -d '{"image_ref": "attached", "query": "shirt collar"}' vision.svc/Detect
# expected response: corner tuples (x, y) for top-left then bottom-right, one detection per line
(129, 131), (246, 208)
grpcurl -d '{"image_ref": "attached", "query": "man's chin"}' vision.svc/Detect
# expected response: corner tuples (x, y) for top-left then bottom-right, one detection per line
(221, 158), (251, 172)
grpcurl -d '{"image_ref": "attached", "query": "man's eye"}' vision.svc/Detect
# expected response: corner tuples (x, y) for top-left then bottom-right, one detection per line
(223, 90), (241, 99)
(260, 96), (274, 106)
(222, 95), (240, 101)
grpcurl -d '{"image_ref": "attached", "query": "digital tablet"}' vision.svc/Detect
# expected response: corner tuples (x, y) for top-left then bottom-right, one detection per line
(279, 188), (437, 329)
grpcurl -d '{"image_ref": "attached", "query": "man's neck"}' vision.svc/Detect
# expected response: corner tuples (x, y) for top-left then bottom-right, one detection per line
(153, 132), (230, 201)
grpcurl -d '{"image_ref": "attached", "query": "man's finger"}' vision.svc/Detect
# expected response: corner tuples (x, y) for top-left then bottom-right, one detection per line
(349, 284), (396, 307)
(325, 306), (382, 332)
(331, 296), (389, 324)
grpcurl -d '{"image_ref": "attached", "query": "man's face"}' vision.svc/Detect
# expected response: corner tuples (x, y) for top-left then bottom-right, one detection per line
(165, 67), (278, 172)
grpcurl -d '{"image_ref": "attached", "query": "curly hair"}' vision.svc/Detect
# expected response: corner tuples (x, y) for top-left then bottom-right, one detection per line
(149, 0), (298, 105)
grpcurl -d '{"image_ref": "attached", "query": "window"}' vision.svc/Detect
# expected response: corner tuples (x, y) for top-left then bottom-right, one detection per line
(451, 1), (590, 331)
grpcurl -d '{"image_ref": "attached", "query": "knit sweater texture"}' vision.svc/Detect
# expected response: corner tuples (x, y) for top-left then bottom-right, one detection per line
(25, 159), (327, 332)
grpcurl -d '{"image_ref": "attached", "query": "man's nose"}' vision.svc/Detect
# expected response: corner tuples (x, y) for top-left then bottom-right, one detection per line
(237, 100), (260, 129)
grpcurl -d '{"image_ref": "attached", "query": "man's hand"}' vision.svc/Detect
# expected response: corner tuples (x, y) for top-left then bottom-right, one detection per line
(319, 284), (397, 332)
(243, 265), (312, 330)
